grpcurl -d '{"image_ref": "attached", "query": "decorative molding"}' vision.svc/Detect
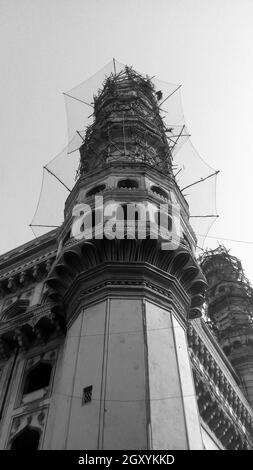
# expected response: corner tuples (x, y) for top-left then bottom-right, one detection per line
(15, 348), (58, 409)
(0, 253), (56, 298)
(47, 238), (206, 323)
(0, 304), (65, 361)
(188, 323), (253, 449)
(7, 407), (48, 450)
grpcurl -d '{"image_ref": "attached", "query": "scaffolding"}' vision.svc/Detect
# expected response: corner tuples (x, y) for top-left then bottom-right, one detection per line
(199, 245), (253, 335)
(30, 60), (219, 246)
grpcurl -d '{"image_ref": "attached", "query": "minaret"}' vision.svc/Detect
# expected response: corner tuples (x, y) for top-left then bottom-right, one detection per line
(200, 246), (253, 409)
(46, 67), (206, 449)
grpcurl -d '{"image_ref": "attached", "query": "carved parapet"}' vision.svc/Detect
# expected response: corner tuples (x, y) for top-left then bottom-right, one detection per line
(0, 254), (56, 298)
(8, 408), (48, 450)
(0, 304), (64, 360)
(190, 329), (253, 449)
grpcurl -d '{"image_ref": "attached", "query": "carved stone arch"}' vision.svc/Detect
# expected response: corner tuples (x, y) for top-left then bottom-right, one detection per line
(117, 178), (139, 189)
(33, 316), (55, 339)
(156, 248), (173, 272)
(81, 241), (102, 267)
(46, 289), (61, 304)
(114, 239), (125, 262)
(180, 265), (200, 287)
(46, 277), (67, 296)
(188, 279), (206, 296)
(10, 425), (41, 450)
(136, 239), (157, 264)
(97, 238), (112, 262)
(63, 248), (84, 273)
(126, 238), (139, 262)
(47, 247), (84, 294)
(128, 238), (140, 262)
(2, 299), (30, 321)
(117, 237), (130, 262)
(190, 294), (205, 309)
(121, 238), (136, 261)
(54, 263), (74, 284)
(168, 250), (191, 276)
(15, 324), (36, 350)
(46, 237), (206, 321)
(145, 240), (161, 267)
(115, 239), (125, 262)
(190, 307), (202, 319)
(150, 185), (168, 199)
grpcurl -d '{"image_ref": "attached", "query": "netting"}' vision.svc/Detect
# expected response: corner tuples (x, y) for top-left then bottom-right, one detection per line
(30, 59), (218, 247)
(64, 60), (126, 153)
(30, 143), (80, 236)
(174, 139), (218, 248)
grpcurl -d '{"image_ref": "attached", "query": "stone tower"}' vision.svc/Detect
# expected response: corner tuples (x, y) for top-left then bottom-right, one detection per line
(45, 67), (206, 449)
(0, 67), (208, 450)
(200, 246), (253, 408)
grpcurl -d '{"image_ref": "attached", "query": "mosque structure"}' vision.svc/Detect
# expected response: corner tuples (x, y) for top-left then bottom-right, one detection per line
(0, 66), (252, 450)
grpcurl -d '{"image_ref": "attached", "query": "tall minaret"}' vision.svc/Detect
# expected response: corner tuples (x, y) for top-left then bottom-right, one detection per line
(46, 67), (206, 449)
(200, 246), (253, 409)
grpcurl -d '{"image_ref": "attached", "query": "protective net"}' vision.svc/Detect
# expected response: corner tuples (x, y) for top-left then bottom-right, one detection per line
(30, 59), (218, 247)
(174, 139), (218, 248)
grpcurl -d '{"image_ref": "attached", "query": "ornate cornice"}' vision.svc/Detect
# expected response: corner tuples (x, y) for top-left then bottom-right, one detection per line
(0, 303), (65, 361)
(64, 272), (188, 330)
(47, 238), (206, 322)
(194, 370), (249, 449)
(0, 230), (57, 269)
(0, 252), (56, 297)
(188, 323), (253, 448)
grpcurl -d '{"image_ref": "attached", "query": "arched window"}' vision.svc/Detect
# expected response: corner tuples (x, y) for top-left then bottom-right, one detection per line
(117, 179), (138, 189)
(86, 184), (106, 198)
(150, 185), (168, 199)
(23, 362), (52, 395)
(11, 428), (40, 450)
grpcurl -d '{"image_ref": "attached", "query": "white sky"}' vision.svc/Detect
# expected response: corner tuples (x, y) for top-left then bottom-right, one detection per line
(1, 0), (253, 281)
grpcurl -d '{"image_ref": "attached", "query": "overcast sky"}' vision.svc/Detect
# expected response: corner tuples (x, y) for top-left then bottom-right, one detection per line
(1, 0), (253, 282)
